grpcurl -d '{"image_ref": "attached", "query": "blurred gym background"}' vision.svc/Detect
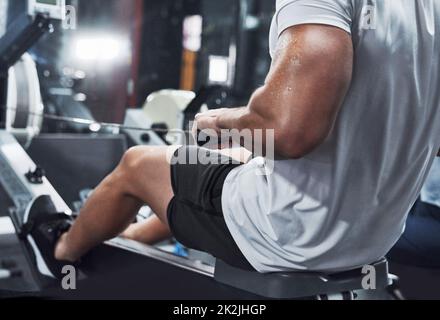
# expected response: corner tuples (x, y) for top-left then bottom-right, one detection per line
(4, 0), (274, 127)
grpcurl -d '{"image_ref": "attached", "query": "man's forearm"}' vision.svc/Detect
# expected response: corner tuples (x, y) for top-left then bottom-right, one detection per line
(216, 107), (248, 130)
(216, 107), (276, 156)
(216, 88), (276, 132)
(215, 87), (279, 155)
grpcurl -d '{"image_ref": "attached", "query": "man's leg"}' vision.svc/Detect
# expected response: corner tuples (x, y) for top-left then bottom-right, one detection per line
(121, 147), (252, 244)
(55, 145), (253, 261)
(55, 145), (179, 262)
(121, 216), (172, 244)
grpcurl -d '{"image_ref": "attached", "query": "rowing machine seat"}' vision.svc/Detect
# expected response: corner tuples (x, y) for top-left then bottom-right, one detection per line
(214, 258), (391, 299)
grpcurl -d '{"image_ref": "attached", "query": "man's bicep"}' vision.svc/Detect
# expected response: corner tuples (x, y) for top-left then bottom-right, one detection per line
(264, 24), (353, 144)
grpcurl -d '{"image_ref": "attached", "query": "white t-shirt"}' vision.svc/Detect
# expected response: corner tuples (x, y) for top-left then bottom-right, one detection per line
(222, 0), (440, 273)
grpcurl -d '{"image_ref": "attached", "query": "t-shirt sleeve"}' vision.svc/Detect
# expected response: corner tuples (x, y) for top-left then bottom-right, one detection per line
(276, 0), (353, 36)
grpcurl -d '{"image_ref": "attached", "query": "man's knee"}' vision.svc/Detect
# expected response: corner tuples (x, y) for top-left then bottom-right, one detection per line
(119, 146), (155, 175)
(110, 146), (156, 195)
(115, 146), (173, 202)
(118, 145), (172, 182)
(120, 146), (145, 167)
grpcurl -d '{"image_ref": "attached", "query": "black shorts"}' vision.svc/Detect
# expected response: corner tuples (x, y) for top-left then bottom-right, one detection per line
(167, 146), (254, 270)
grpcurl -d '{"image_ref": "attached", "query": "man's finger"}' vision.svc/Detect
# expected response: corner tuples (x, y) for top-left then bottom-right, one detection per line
(196, 108), (226, 119)
(191, 120), (199, 142)
(196, 116), (217, 131)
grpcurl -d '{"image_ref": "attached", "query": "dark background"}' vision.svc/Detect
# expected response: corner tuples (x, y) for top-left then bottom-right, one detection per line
(5, 0), (275, 123)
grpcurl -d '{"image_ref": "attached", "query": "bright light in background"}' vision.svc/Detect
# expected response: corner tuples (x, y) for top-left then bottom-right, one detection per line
(208, 55), (230, 84)
(73, 34), (129, 63)
(183, 15), (203, 52)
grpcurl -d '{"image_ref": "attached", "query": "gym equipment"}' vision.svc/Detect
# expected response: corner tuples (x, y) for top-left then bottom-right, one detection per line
(28, 0), (65, 20)
(123, 89), (194, 146)
(123, 86), (225, 147)
(0, 0), (65, 142)
(4, 53), (43, 146)
(215, 259), (391, 300)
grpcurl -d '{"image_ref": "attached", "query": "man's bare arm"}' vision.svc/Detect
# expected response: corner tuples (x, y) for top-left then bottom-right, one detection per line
(215, 24), (353, 158)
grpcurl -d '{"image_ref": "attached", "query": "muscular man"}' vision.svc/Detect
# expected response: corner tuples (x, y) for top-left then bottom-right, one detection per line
(23, 0), (440, 278)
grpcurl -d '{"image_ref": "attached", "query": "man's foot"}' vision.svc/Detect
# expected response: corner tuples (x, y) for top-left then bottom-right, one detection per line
(21, 195), (74, 279)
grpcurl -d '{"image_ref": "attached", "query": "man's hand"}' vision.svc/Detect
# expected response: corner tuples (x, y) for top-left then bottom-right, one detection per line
(193, 108), (229, 135)
(192, 108), (244, 149)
